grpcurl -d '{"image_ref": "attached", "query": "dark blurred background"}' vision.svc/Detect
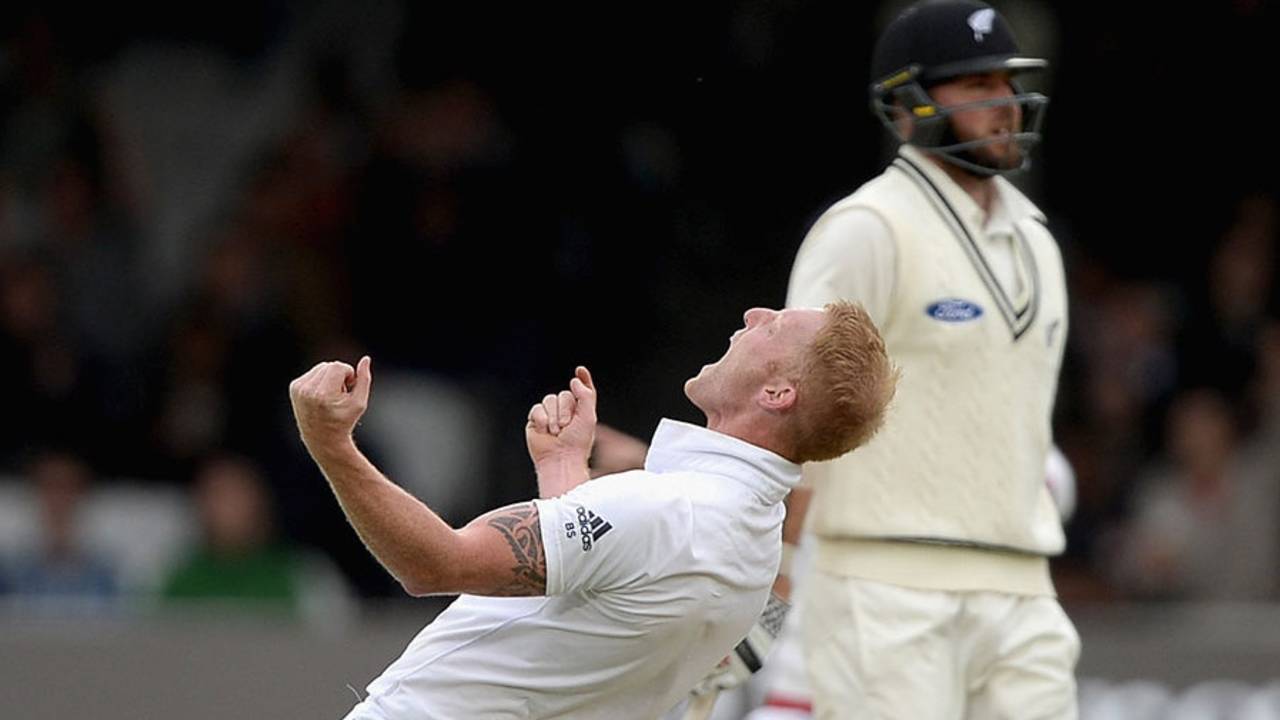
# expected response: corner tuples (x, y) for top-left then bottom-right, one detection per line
(0, 1), (1277, 716)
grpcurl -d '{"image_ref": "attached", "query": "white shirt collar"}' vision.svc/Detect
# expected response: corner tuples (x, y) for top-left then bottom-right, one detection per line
(643, 419), (801, 505)
(899, 144), (986, 228)
(898, 145), (1044, 233)
(985, 186), (1016, 238)
(992, 174), (1047, 226)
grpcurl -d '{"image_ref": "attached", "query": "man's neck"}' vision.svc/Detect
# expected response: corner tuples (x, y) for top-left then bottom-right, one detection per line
(927, 154), (996, 217)
(704, 413), (795, 463)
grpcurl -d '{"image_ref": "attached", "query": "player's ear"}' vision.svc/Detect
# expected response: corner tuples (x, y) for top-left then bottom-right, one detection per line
(756, 382), (797, 414)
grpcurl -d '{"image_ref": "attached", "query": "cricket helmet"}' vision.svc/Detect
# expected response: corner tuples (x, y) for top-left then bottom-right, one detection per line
(869, 0), (1049, 176)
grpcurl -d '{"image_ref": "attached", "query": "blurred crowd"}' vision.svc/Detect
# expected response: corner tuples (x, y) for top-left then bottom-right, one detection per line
(1055, 193), (1280, 601)
(0, 1), (1277, 611)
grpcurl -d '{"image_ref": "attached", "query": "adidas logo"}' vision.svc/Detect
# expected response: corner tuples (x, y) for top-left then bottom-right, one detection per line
(574, 506), (613, 551)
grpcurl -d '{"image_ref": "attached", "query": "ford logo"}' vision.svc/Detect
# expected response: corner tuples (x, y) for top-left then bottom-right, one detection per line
(926, 299), (984, 322)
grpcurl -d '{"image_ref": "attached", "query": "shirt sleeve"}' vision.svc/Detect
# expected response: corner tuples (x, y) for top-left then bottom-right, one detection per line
(533, 472), (689, 596)
(785, 207), (897, 329)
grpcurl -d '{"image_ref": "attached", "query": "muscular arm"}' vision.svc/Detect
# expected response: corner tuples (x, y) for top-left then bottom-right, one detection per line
(309, 436), (547, 597)
(289, 359), (549, 598)
(468, 502), (547, 595)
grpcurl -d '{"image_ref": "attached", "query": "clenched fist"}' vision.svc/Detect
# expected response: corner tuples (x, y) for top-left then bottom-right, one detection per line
(526, 366), (597, 468)
(289, 356), (373, 457)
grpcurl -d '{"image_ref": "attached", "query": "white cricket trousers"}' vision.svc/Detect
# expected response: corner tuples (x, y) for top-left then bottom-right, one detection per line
(801, 573), (1079, 720)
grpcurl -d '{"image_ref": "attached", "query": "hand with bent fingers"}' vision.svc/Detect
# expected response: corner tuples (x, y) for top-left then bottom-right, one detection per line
(526, 366), (597, 472)
(289, 356), (373, 457)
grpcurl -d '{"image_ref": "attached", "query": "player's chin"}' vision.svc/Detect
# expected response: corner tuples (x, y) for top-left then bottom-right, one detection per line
(984, 137), (1023, 168)
(683, 371), (709, 401)
(683, 375), (700, 398)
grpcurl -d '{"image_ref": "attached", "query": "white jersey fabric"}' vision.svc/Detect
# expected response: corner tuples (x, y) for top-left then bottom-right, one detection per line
(786, 145), (1079, 719)
(788, 147), (1030, 332)
(787, 144), (1068, 595)
(344, 419), (800, 720)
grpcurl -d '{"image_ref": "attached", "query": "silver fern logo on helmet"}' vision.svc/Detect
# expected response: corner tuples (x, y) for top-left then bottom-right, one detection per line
(968, 9), (996, 42)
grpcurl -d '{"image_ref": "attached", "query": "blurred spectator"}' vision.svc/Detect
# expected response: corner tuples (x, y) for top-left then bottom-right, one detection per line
(0, 252), (89, 461)
(160, 454), (350, 620)
(1180, 192), (1278, 399)
(150, 222), (299, 473)
(1055, 274), (1180, 588)
(150, 301), (233, 472)
(1251, 320), (1280, 449)
(1108, 390), (1280, 601)
(2, 451), (118, 608)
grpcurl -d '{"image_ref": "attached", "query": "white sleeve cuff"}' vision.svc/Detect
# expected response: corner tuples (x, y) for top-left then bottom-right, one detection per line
(533, 498), (564, 595)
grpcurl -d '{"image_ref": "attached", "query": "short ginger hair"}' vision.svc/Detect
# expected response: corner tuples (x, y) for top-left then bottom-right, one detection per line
(788, 301), (898, 463)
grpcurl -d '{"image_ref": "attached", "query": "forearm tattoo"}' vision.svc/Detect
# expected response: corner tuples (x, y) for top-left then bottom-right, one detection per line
(485, 502), (547, 595)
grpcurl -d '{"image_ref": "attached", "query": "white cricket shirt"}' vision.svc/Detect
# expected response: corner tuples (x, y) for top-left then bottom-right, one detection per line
(787, 145), (1028, 328)
(786, 144), (1068, 595)
(345, 419), (800, 720)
